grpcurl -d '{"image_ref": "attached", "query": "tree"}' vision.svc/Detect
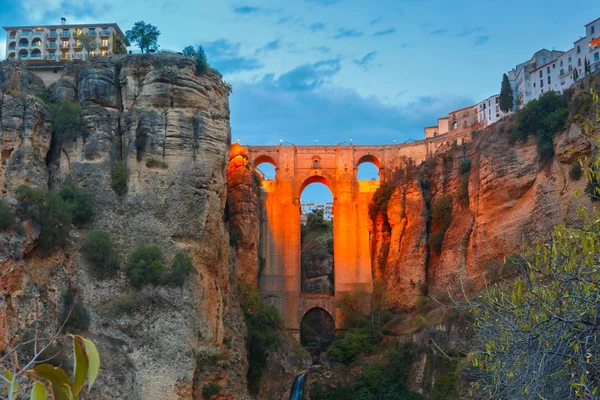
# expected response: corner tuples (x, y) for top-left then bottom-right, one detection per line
(182, 45), (209, 75)
(573, 67), (580, 82)
(126, 21), (160, 54)
(585, 58), (592, 75)
(470, 89), (600, 399)
(499, 73), (514, 113)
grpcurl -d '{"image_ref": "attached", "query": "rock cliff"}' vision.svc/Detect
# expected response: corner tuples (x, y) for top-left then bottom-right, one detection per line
(371, 93), (595, 308)
(0, 56), (252, 399)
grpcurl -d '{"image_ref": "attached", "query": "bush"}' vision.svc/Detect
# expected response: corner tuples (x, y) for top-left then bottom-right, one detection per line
(0, 199), (16, 231)
(52, 101), (84, 142)
(126, 245), (164, 288)
(15, 186), (72, 256)
(326, 328), (375, 365)
(182, 45), (209, 75)
(169, 251), (193, 286)
(81, 230), (119, 277)
(570, 162), (582, 180)
(415, 296), (432, 313)
(111, 162), (128, 197)
(510, 91), (568, 162)
(414, 315), (427, 330)
(202, 383), (222, 397)
(458, 159), (472, 206)
(61, 290), (90, 334)
(241, 283), (283, 393)
(431, 195), (453, 231)
(229, 229), (241, 247)
(368, 183), (395, 221)
(59, 182), (93, 226)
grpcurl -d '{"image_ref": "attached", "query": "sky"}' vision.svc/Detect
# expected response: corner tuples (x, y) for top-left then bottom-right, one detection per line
(2, 0), (599, 201)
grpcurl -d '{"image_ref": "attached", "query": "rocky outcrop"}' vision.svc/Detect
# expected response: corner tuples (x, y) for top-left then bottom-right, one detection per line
(0, 55), (253, 399)
(372, 116), (594, 307)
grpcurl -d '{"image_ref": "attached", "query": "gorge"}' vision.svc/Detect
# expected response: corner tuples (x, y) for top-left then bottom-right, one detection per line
(0, 54), (598, 399)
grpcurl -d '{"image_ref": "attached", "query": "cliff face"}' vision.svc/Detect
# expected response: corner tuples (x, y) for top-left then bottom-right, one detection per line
(0, 57), (251, 399)
(371, 116), (592, 308)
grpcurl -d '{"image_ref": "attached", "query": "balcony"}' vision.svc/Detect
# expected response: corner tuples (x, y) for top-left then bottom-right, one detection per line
(8, 46), (15, 51)
(48, 32), (57, 38)
(19, 43), (29, 48)
(59, 32), (71, 38)
(47, 43), (57, 49)
(60, 43), (70, 50)
(100, 30), (110, 37)
(9, 35), (16, 40)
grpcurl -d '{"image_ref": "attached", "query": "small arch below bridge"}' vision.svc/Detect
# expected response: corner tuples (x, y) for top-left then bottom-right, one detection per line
(300, 306), (336, 362)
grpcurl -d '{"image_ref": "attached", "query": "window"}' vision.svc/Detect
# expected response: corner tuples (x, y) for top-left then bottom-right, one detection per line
(61, 40), (69, 48)
(548, 76), (551, 84)
(89, 28), (95, 35)
(569, 65), (573, 72)
(89, 50), (95, 56)
(569, 56), (572, 62)
(547, 66), (550, 74)
(76, 28), (82, 35)
(533, 82), (536, 88)
(578, 58), (582, 66)
(22, 30), (30, 36)
(48, 41), (56, 49)
(560, 69), (564, 76)
(561, 81), (565, 86)
(540, 79), (544, 87)
(595, 52), (599, 62)
(560, 60), (563, 67)
(592, 26), (596, 34)
(101, 38), (108, 47)
(49, 29), (57, 37)
(539, 70), (543, 78)
(313, 160), (319, 168)
(76, 40), (81, 47)
(49, 51), (55, 59)
(552, 64), (555, 69)
(62, 29), (69, 36)
(101, 49), (107, 56)
(577, 45), (581, 54)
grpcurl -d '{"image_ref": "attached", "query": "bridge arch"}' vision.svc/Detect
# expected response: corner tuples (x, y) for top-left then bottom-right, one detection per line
(298, 174), (335, 199)
(356, 154), (381, 170)
(300, 307), (335, 355)
(252, 154), (277, 168)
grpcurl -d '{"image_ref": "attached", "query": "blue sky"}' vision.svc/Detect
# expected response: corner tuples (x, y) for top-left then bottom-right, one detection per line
(2, 0), (599, 200)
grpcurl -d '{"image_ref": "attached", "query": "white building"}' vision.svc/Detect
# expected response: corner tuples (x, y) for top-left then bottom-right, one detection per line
(476, 94), (509, 127)
(512, 17), (600, 106)
(301, 202), (333, 221)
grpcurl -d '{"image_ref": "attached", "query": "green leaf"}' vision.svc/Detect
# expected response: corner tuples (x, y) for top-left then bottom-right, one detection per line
(4, 369), (17, 400)
(71, 336), (89, 394)
(82, 338), (100, 389)
(31, 381), (47, 400)
(32, 364), (72, 400)
(53, 383), (74, 400)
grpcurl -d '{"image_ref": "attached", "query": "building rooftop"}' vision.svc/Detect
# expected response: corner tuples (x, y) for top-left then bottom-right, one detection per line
(3, 22), (127, 41)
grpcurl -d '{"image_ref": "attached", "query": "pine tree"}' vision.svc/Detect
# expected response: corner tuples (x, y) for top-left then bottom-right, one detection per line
(499, 73), (514, 113)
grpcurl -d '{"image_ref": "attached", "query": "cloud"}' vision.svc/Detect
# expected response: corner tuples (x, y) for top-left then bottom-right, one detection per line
(334, 28), (364, 39)
(233, 5), (261, 14)
(260, 59), (341, 91)
(353, 52), (378, 71)
(315, 46), (331, 54)
(399, 43), (408, 49)
(310, 23), (326, 33)
(475, 35), (491, 46)
(456, 26), (484, 38)
(370, 17), (382, 25)
(429, 28), (448, 36)
(303, 0), (342, 4)
(204, 39), (264, 75)
(230, 82), (474, 146)
(373, 28), (396, 37)
(255, 39), (281, 55)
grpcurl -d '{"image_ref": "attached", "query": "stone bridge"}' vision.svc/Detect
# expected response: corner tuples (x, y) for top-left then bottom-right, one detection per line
(245, 139), (464, 339)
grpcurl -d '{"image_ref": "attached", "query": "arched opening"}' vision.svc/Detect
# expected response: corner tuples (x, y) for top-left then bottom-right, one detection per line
(8, 42), (16, 51)
(18, 38), (28, 47)
(357, 155), (381, 181)
(300, 179), (334, 295)
(31, 38), (42, 47)
(8, 53), (15, 59)
(18, 49), (28, 59)
(253, 155), (276, 180)
(31, 48), (41, 58)
(300, 308), (335, 362)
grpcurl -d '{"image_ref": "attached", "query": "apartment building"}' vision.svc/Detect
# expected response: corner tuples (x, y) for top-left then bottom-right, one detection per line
(476, 94), (509, 127)
(300, 202), (334, 222)
(4, 18), (128, 62)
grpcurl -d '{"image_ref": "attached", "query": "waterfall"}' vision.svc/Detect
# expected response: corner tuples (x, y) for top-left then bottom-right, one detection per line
(289, 373), (306, 400)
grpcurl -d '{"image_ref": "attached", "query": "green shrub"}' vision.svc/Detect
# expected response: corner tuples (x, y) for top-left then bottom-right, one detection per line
(415, 296), (432, 313)
(61, 290), (90, 334)
(126, 245), (164, 288)
(81, 230), (119, 277)
(241, 283), (283, 393)
(59, 182), (93, 226)
(15, 186), (72, 256)
(368, 183), (395, 221)
(169, 251), (193, 286)
(111, 162), (128, 197)
(52, 101), (84, 142)
(458, 159), (472, 206)
(414, 315), (427, 330)
(0, 199), (16, 231)
(431, 195), (453, 231)
(326, 328), (375, 365)
(229, 229), (241, 247)
(202, 382), (222, 397)
(570, 162), (582, 180)
(510, 91), (568, 162)
(458, 159), (472, 175)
